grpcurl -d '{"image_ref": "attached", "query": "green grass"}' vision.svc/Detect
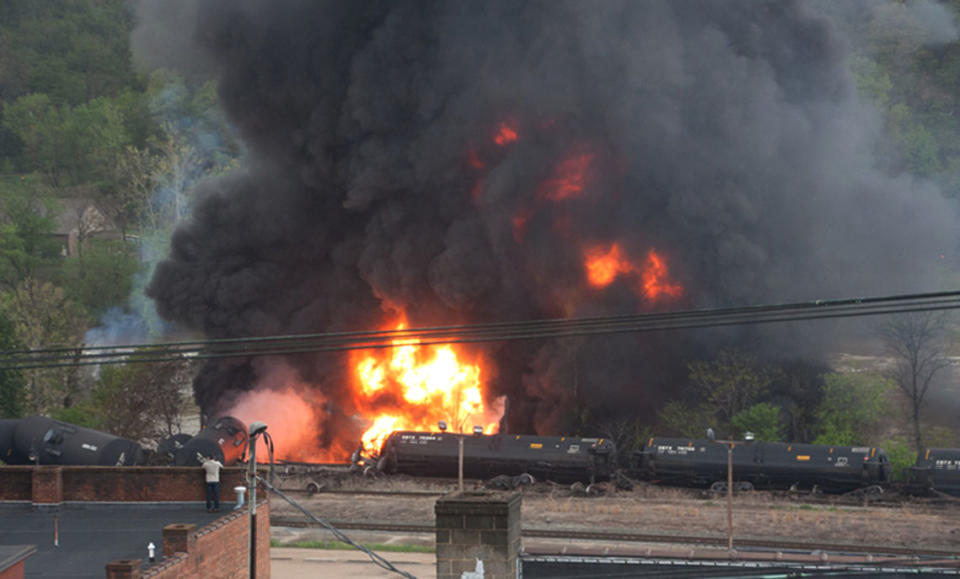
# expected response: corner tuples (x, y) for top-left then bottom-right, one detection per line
(270, 540), (435, 553)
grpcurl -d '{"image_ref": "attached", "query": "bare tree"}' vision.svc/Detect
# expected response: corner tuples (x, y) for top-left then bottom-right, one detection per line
(879, 312), (951, 453)
(686, 349), (783, 432)
(93, 355), (195, 443)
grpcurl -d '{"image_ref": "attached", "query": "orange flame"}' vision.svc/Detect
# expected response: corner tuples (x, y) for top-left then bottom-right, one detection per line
(583, 244), (683, 302)
(539, 152), (594, 201)
(585, 243), (632, 287)
(353, 320), (503, 453)
(494, 122), (519, 146)
(642, 249), (683, 299)
(466, 147), (485, 170)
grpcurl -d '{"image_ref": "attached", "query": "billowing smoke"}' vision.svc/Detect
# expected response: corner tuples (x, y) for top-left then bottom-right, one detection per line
(134, 1), (958, 451)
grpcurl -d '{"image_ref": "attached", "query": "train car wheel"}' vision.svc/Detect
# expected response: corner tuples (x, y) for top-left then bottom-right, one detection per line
(570, 481), (586, 494)
(735, 481), (754, 492)
(363, 465), (377, 478)
(585, 483), (600, 497)
(305, 481), (323, 495)
(710, 481), (727, 493)
(516, 473), (536, 486)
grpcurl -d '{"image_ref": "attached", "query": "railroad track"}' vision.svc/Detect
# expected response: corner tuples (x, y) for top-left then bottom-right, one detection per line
(269, 516), (959, 558)
(280, 488), (447, 497)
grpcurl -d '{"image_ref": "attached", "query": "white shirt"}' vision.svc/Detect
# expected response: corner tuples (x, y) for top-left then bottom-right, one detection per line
(202, 458), (224, 483)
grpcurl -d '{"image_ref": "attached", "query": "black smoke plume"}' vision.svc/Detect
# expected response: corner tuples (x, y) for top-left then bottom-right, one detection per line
(135, 1), (958, 452)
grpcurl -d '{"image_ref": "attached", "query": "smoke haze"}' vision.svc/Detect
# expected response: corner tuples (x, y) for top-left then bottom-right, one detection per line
(134, 1), (959, 449)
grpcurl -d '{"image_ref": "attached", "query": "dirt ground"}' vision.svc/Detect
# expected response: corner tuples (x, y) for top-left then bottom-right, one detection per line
(268, 474), (960, 551)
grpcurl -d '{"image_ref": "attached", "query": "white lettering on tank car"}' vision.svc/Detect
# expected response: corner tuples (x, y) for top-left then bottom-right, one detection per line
(834, 456), (848, 467)
(935, 459), (960, 470)
(399, 434), (439, 444)
(850, 447), (870, 453)
(656, 445), (704, 455)
(567, 444), (581, 454)
(81, 443), (99, 452)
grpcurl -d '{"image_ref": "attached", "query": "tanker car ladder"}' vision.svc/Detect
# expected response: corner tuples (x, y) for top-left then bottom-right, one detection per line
(256, 474), (419, 579)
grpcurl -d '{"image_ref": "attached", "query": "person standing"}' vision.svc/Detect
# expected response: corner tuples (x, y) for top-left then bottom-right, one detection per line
(202, 455), (224, 512)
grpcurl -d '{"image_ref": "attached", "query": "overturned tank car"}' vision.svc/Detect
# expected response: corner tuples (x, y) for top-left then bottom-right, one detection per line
(172, 416), (248, 466)
(9, 415), (145, 466)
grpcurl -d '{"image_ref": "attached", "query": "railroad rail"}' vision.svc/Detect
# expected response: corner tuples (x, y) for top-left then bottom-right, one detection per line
(269, 516), (959, 558)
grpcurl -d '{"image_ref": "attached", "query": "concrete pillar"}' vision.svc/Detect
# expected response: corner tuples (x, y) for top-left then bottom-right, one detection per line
(162, 523), (196, 555)
(105, 559), (142, 579)
(31, 466), (62, 510)
(435, 491), (521, 579)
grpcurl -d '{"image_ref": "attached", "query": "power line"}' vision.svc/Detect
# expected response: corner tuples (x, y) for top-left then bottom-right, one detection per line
(257, 476), (419, 579)
(2, 289), (960, 371)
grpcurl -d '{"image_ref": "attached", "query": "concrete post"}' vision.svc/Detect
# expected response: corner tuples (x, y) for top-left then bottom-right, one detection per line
(435, 491), (521, 579)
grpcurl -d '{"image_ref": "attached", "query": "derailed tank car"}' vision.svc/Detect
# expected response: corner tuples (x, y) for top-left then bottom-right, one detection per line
(911, 447), (960, 496)
(378, 431), (614, 484)
(635, 437), (891, 493)
(173, 416), (248, 466)
(0, 419), (21, 464)
(11, 415), (145, 466)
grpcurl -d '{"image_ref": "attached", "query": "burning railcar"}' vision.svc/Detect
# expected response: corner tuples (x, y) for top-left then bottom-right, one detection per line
(171, 416), (249, 466)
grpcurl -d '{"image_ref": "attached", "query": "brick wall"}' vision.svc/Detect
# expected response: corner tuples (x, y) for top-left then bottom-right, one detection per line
(435, 491), (521, 579)
(106, 500), (271, 579)
(0, 468), (31, 501)
(0, 467), (246, 504)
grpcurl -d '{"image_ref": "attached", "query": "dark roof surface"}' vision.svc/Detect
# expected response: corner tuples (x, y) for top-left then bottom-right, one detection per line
(0, 544), (36, 571)
(0, 503), (229, 578)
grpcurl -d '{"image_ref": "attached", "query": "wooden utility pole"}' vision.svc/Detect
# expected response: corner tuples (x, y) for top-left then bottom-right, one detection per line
(714, 432), (753, 551)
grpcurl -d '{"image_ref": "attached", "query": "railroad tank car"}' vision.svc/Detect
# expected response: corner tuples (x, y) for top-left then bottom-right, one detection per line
(173, 416), (248, 466)
(156, 433), (194, 464)
(11, 415), (145, 466)
(634, 437), (891, 493)
(377, 431), (614, 484)
(911, 447), (960, 496)
(0, 419), (22, 464)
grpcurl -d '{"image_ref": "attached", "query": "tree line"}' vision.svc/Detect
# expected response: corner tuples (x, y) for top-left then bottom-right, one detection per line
(0, 1), (240, 445)
(0, 1), (958, 464)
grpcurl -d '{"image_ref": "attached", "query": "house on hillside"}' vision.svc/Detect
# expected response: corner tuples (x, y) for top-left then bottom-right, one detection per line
(47, 198), (121, 257)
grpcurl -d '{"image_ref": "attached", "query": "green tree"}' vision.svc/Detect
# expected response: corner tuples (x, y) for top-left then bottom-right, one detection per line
(2, 277), (90, 413)
(0, 185), (61, 288)
(731, 402), (784, 442)
(0, 0), (136, 107)
(687, 349), (783, 432)
(882, 436), (918, 482)
(657, 399), (715, 438)
(0, 314), (25, 418)
(88, 354), (192, 442)
(2, 93), (70, 185)
(64, 96), (128, 185)
(58, 239), (139, 319)
(813, 372), (894, 446)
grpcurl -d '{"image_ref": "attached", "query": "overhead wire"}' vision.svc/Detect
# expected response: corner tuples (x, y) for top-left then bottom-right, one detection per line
(256, 475), (419, 579)
(2, 289), (960, 370)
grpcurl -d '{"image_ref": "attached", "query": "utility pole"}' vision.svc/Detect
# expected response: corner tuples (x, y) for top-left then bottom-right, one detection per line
(247, 421), (267, 579)
(711, 431), (754, 551)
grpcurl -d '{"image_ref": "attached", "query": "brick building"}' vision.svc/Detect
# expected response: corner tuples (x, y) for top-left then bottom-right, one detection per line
(0, 466), (269, 578)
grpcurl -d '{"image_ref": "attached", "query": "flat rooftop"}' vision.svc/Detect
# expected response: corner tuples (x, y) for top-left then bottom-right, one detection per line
(0, 503), (229, 578)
